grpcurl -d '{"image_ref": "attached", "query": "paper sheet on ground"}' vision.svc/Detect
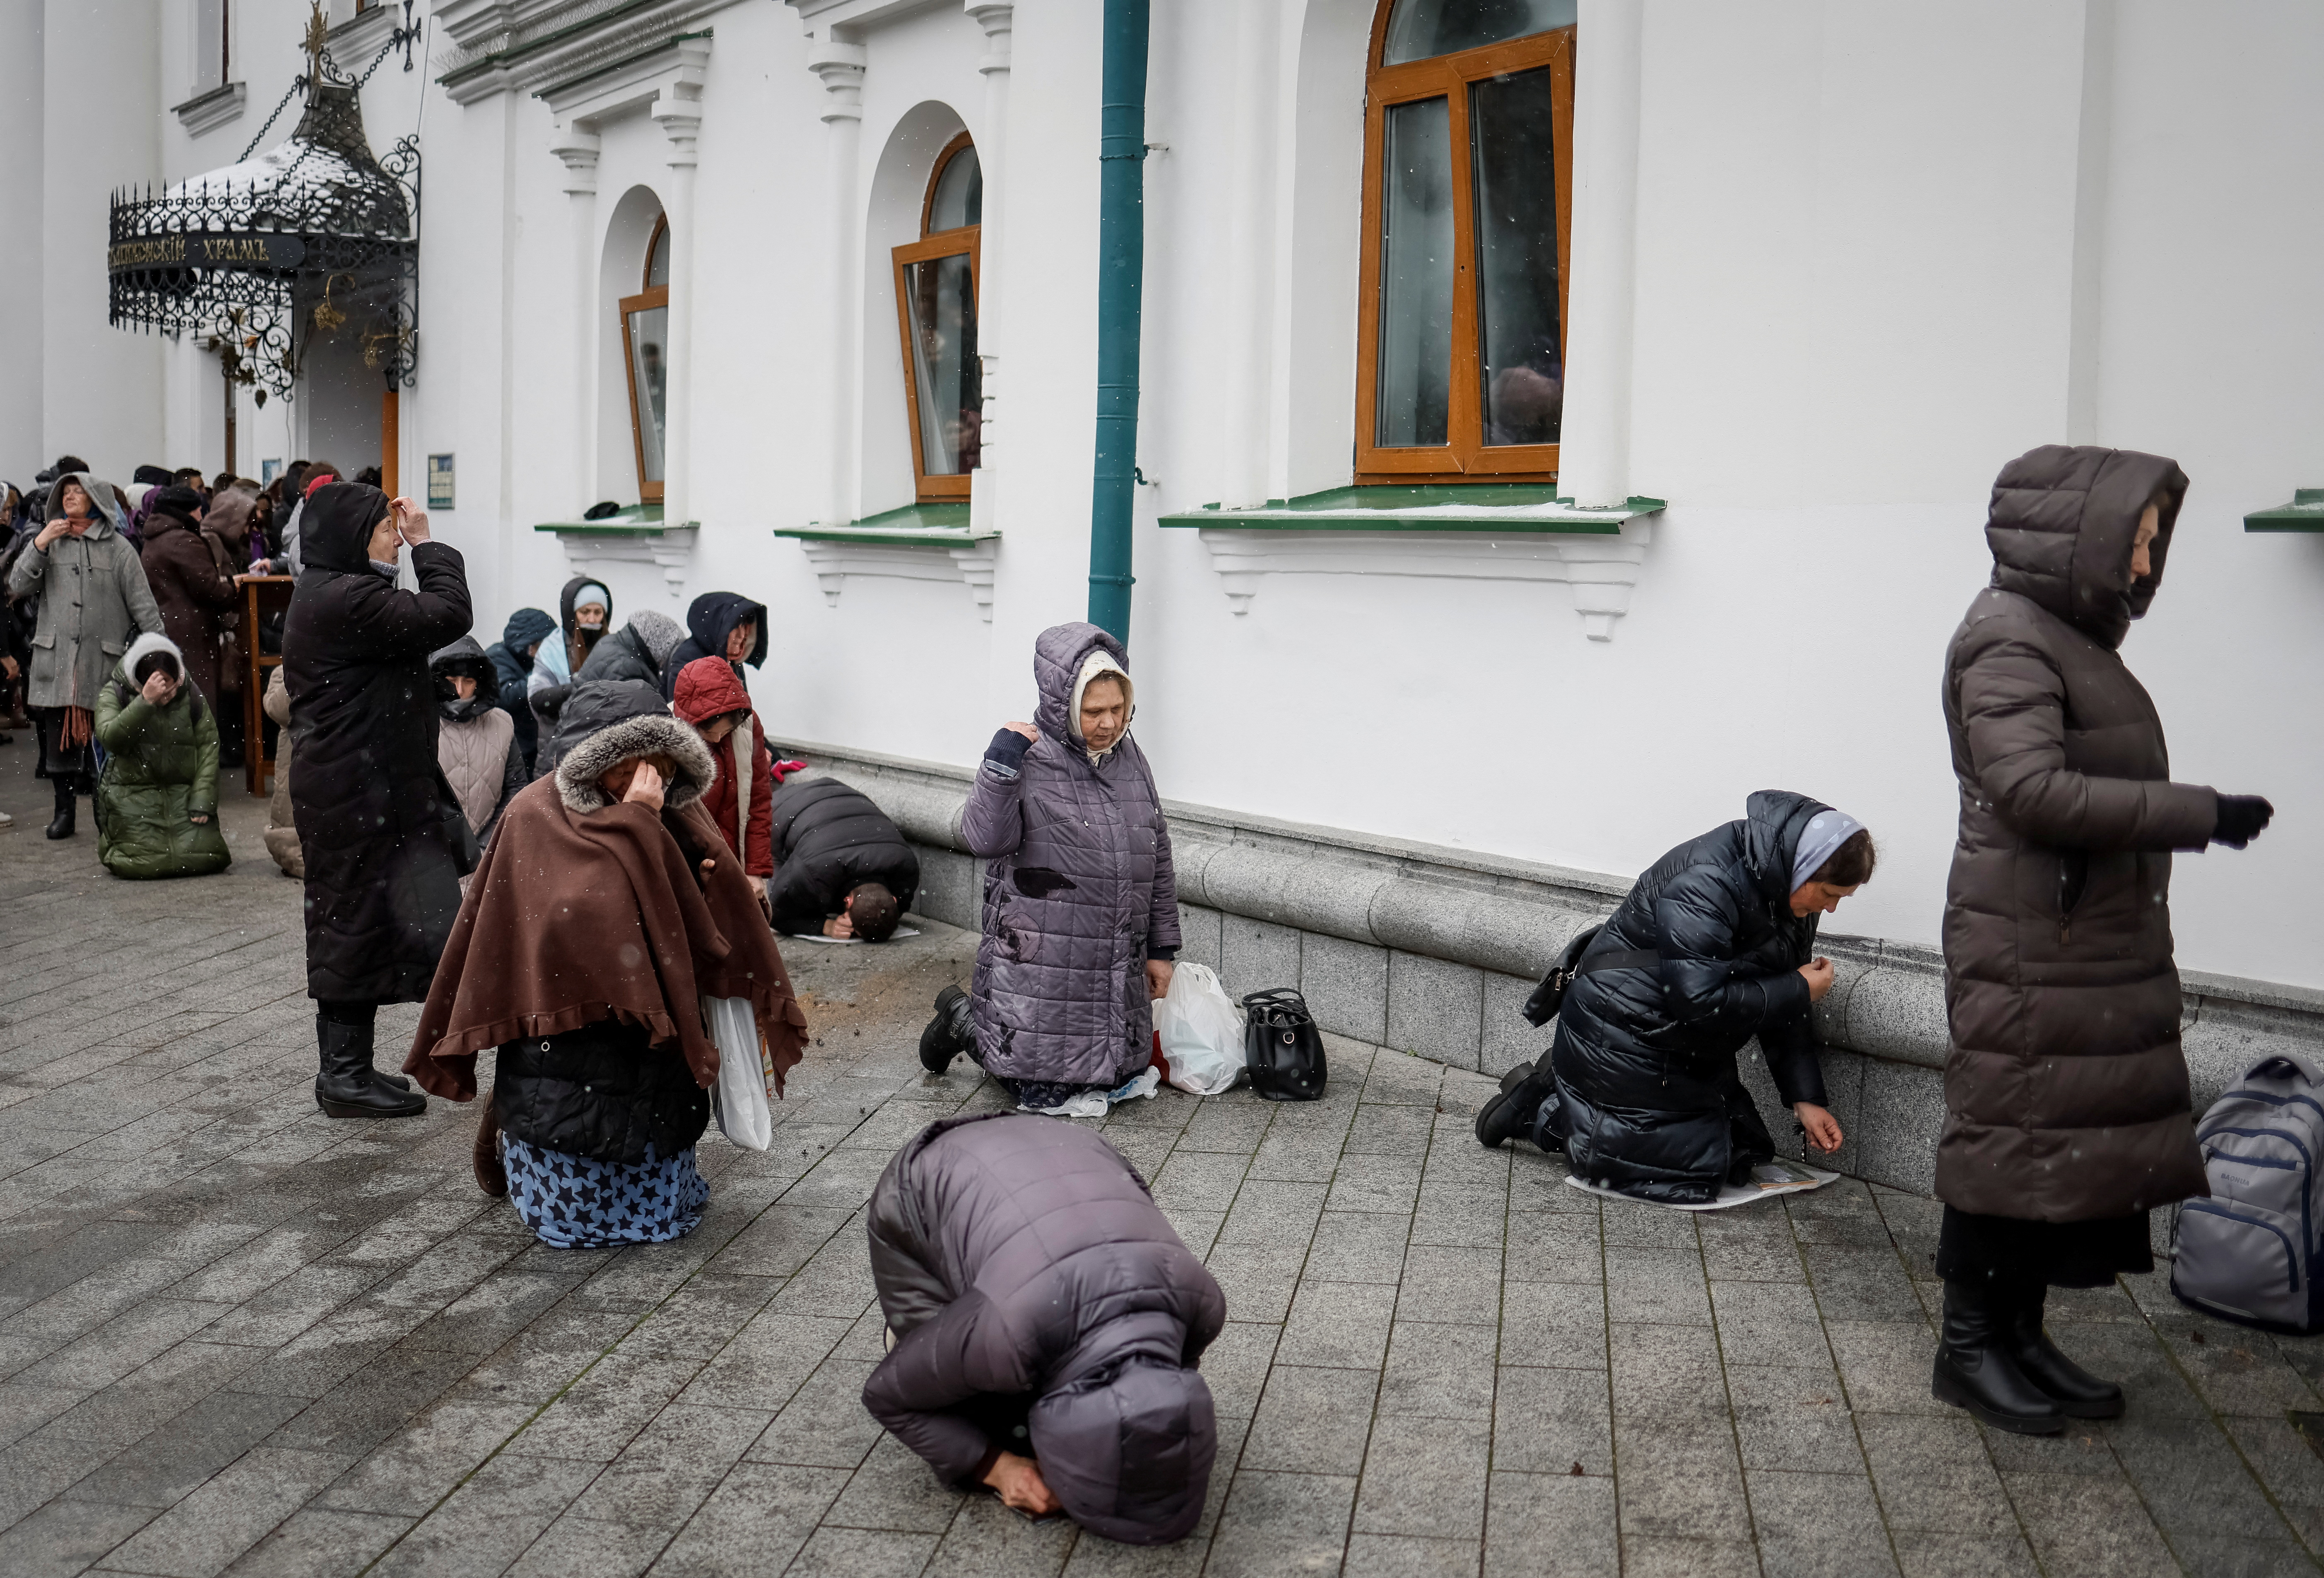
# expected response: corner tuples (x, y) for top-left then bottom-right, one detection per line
(1562, 1159), (1840, 1211)
(1022, 1066), (1163, 1119)
(782, 926), (922, 945)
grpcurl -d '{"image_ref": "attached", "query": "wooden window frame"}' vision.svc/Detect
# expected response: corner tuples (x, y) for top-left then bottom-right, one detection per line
(1355, 11), (1575, 485)
(893, 135), (983, 503)
(619, 213), (669, 503)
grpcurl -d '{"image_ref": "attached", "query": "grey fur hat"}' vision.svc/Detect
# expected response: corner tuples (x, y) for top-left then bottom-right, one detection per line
(554, 702), (718, 814)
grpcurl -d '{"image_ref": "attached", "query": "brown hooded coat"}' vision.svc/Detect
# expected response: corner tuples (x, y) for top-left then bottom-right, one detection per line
(1937, 445), (2216, 1223)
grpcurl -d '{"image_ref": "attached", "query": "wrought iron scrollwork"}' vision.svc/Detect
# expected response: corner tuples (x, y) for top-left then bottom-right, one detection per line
(107, 15), (420, 405)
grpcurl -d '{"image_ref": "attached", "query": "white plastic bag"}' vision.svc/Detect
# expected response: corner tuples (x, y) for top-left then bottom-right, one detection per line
(1154, 962), (1245, 1096)
(704, 994), (772, 1150)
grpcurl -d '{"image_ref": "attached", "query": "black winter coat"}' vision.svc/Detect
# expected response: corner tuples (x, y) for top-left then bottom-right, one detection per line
(658, 589), (766, 700)
(488, 606), (556, 769)
(1549, 790), (1832, 1205)
(494, 1020), (709, 1165)
(864, 1114), (1223, 1544)
(768, 776), (921, 934)
(282, 489), (472, 1003)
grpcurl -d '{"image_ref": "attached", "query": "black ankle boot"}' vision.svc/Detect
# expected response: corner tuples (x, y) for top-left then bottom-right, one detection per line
(1932, 1280), (2064, 1434)
(2001, 1285), (2124, 1418)
(44, 781), (75, 840)
(315, 1015), (426, 1119)
(920, 985), (974, 1074)
(1476, 1055), (1557, 1150)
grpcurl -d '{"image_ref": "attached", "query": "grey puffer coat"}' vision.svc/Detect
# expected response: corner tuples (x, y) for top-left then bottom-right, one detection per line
(5, 475), (163, 710)
(862, 1114), (1223, 1545)
(1939, 445), (2217, 1222)
(961, 623), (1181, 1089)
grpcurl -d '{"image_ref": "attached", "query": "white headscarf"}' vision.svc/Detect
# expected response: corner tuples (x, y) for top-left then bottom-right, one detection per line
(1068, 650), (1134, 765)
(1790, 808), (1865, 892)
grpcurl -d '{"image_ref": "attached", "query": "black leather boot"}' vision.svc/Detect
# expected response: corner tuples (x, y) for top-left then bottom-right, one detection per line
(1476, 1055), (1557, 1150)
(315, 1015), (426, 1119)
(1931, 1280), (2064, 1434)
(44, 780), (75, 840)
(920, 985), (974, 1074)
(2001, 1284), (2124, 1418)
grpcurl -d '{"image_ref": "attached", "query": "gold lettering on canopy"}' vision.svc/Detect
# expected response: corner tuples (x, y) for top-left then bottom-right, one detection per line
(107, 232), (305, 274)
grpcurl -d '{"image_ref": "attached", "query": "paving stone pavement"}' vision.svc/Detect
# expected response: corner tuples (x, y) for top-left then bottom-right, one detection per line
(3, 743), (2322, 1578)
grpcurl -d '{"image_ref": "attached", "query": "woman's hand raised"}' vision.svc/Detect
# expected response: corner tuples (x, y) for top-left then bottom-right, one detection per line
(621, 761), (666, 811)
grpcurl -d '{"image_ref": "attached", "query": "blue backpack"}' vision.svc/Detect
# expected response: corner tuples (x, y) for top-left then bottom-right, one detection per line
(2172, 1054), (2324, 1333)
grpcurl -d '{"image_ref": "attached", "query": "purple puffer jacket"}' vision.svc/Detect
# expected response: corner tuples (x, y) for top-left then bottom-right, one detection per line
(961, 623), (1182, 1090)
(862, 1114), (1223, 1544)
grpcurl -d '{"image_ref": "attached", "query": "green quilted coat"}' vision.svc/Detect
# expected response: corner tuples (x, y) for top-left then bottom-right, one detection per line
(94, 662), (231, 880)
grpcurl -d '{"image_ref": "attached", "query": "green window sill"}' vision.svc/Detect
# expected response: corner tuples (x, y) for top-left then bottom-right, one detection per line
(773, 502), (999, 548)
(533, 505), (696, 537)
(1158, 484), (1665, 533)
(2245, 489), (2324, 532)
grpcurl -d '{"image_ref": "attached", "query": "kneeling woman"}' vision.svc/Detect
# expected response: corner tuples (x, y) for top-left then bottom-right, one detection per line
(865, 1114), (1223, 1544)
(405, 694), (809, 1247)
(93, 633), (231, 880)
(1478, 791), (1871, 1204)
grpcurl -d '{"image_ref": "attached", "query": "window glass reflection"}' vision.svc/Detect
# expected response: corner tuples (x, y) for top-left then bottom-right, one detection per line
(907, 253), (980, 474)
(1471, 65), (1562, 446)
(627, 304), (667, 483)
(1383, 0), (1575, 65)
(928, 147), (983, 233)
(1376, 96), (1453, 449)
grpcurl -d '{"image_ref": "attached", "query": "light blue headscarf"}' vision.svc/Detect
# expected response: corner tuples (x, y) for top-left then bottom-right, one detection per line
(1790, 808), (1865, 892)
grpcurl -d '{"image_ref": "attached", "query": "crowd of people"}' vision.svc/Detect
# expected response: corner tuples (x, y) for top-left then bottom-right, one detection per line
(0, 444), (2281, 1533)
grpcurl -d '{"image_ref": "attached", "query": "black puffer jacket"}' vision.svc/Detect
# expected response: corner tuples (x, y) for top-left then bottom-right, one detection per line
(282, 486), (472, 1003)
(577, 609), (684, 688)
(493, 1020), (708, 1165)
(658, 589), (766, 700)
(1548, 790), (1833, 1205)
(534, 678), (668, 779)
(863, 1114), (1223, 1545)
(768, 776), (921, 935)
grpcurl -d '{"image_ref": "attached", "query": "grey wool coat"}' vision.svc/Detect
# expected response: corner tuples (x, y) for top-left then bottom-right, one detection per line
(961, 623), (1182, 1089)
(863, 1114), (1223, 1544)
(1939, 444), (2217, 1223)
(5, 474), (163, 710)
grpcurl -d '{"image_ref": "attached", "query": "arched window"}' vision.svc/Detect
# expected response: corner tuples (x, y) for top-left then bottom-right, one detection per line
(622, 214), (670, 502)
(1358, 0), (1575, 484)
(892, 135), (982, 501)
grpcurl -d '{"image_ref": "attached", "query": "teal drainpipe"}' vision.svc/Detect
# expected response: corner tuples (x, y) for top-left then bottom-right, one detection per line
(1087, 0), (1150, 644)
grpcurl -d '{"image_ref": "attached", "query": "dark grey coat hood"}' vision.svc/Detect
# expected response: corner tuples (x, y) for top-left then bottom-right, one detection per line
(1986, 444), (2186, 650)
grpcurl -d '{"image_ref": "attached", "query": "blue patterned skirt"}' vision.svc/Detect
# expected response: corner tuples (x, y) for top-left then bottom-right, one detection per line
(501, 1136), (709, 1248)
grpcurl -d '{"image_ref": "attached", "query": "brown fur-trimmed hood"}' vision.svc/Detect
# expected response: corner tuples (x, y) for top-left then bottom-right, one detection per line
(555, 711), (717, 813)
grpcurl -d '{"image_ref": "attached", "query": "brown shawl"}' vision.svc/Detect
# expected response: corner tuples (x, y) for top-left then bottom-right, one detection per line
(403, 774), (809, 1102)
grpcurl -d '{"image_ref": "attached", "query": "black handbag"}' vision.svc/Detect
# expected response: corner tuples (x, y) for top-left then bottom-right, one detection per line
(1520, 924), (1660, 1027)
(1241, 987), (1327, 1102)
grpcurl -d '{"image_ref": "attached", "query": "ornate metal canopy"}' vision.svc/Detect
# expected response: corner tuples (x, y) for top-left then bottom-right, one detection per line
(107, 18), (420, 405)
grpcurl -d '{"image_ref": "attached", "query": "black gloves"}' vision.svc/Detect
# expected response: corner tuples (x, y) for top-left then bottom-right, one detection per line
(2212, 795), (2274, 849)
(984, 727), (1033, 772)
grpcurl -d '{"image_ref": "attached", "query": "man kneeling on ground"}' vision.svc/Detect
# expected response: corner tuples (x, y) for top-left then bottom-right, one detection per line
(1476, 791), (1871, 1204)
(863, 1114), (1223, 1544)
(764, 772), (918, 941)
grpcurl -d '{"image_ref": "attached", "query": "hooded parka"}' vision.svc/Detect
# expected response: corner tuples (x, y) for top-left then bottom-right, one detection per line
(487, 606), (556, 769)
(5, 473), (162, 711)
(577, 609), (684, 688)
(657, 589), (766, 700)
(138, 490), (237, 708)
(1549, 791), (1835, 1205)
(960, 623), (1182, 1091)
(671, 656), (776, 877)
(93, 632), (231, 879)
(429, 637), (526, 844)
(1938, 445), (2217, 1223)
(282, 484), (473, 1004)
(863, 1114), (1223, 1544)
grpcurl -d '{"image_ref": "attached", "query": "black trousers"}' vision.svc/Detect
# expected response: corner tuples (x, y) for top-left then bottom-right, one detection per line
(34, 708), (92, 788)
(1936, 1205), (2153, 1290)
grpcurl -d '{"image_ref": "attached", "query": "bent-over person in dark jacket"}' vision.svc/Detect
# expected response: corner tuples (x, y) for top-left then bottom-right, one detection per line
(863, 1114), (1224, 1545)
(766, 775), (919, 940)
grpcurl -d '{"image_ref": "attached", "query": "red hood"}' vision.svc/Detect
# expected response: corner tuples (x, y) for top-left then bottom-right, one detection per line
(672, 655), (751, 723)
